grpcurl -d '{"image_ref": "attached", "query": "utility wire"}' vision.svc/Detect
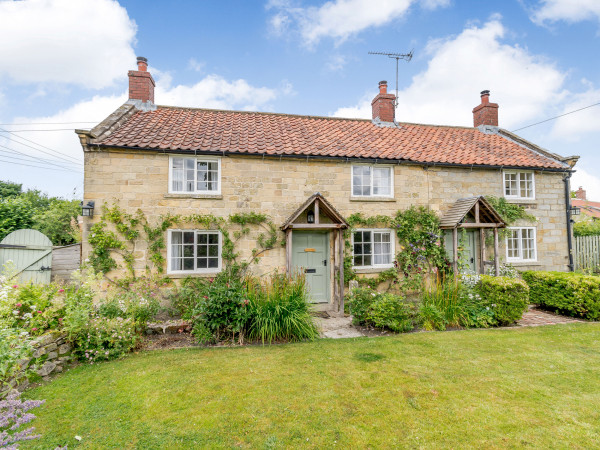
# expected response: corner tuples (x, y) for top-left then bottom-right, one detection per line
(0, 121), (99, 126)
(0, 150), (79, 172)
(512, 101), (600, 132)
(2, 128), (90, 132)
(0, 156), (78, 172)
(0, 128), (83, 165)
(0, 144), (81, 171)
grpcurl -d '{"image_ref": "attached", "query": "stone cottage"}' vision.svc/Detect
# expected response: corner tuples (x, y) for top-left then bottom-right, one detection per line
(77, 57), (579, 312)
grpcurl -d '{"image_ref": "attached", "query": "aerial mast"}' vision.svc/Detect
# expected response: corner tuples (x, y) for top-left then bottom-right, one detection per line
(368, 50), (413, 108)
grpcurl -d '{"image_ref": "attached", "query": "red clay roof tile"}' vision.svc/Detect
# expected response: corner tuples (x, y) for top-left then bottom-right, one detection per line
(97, 106), (568, 170)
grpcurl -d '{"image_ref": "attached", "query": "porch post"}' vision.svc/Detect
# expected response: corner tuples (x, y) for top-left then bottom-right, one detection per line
(338, 229), (345, 314)
(285, 229), (292, 275)
(493, 227), (500, 276)
(479, 228), (485, 274)
(452, 227), (458, 274)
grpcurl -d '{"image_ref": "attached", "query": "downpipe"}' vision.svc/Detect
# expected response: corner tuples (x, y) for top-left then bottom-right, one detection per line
(563, 172), (575, 272)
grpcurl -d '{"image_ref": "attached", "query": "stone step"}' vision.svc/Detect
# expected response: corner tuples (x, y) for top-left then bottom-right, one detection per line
(146, 320), (191, 335)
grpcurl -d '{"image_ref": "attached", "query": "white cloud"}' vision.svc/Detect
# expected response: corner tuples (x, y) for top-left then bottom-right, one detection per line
(0, 71), (288, 196)
(333, 18), (566, 130)
(530, 0), (600, 24)
(268, 0), (448, 46)
(188, 58), (205, 73)
(572, 168), (600, 201)
(0, 0), (137, 88)
(551, 87), (600, 140)
(157, 74), (281, 111)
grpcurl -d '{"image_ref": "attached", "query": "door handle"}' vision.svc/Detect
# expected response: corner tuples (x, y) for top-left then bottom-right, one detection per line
(323, 259), (327, 266)
(470, 257), (474, 264)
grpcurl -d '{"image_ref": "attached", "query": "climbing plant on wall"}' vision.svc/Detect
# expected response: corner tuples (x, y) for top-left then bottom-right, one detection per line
(87, 203), (279, 281)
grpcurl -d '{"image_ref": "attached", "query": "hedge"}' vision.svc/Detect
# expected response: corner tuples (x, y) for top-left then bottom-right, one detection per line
(522, 271), (600, 320)
(476, 275), (530, 325)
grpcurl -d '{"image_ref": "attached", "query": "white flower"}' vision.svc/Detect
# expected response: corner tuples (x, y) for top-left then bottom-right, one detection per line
(371, 293), (376, 297)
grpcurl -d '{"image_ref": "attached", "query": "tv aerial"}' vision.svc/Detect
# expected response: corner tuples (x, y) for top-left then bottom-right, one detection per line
(368, 50), (413, 108)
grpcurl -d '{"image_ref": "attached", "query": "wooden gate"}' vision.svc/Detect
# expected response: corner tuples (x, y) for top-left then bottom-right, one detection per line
(0, 229), (53, 284)
(574, 235), (600, 271)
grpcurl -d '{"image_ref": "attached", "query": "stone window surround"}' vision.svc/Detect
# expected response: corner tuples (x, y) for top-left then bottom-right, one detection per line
(351, 164), (394, 199)
(168, 155), (222, 195)
(506, 226), (537, 263)
(351, 228), (395, 270)
(167, 229), (223, 275)
(503, 169), (535, 200)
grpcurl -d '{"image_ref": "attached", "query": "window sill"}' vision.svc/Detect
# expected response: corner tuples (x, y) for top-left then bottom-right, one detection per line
(353, 266), (394, 274)
(164, 193), (223, 200)
(167, 271), (221, 279)
(506, 261), (541, 266)
(504, 197), (536, 204)
(350, 197), (396, 202)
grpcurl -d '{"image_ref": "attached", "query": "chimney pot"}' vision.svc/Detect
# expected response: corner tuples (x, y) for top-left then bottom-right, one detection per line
(379, 80), (388, 94)
(575, 186), (587, 201)
(473, 89), (498, 127)
(137, 56), (148, 72)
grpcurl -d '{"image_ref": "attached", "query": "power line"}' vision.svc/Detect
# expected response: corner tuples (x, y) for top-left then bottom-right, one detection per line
(0, 156), (80, 173)
(0, 127), (83, 165)
(0, 121), (99, 126)
(512, 101), (600, 132)
(0, 144), (81, 171)
(1, 128), (90, 132)
(0, 150), (78, 172)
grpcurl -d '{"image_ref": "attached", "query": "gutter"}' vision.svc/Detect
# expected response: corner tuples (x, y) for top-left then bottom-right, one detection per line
(91, 144), (575, 173)
(564, 173), (575, 272)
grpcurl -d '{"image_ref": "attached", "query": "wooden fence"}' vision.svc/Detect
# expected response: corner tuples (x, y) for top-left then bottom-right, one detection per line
(51, 243), (81, 283)
(574, 235), (600, 271)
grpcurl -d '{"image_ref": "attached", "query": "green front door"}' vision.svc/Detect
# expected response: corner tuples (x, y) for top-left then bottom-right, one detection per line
(444, 230), (479, 273)
(292, 232), (330, 303)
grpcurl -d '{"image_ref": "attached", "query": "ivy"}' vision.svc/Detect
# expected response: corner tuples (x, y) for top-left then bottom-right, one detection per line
(484, 196), (537, 242)
(88, 203), (278, 280)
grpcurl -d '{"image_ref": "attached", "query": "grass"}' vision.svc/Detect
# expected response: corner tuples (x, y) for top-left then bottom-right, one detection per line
(23, 323), (600, 449)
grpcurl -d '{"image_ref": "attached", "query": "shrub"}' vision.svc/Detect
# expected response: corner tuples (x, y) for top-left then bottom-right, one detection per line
(246, 273), (319, 344)
(476, 275), (529, 325)
(347, 287), (416, 332)
(0, 391), (45, 447)
(0, 328), (33, 389)
(70, 315), (138, 363)
(522, 271), (600, 320)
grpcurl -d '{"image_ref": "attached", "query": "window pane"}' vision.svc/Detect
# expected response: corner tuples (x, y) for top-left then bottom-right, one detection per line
(208, 245), (218, 257)
(208, 258), (218, 268)
(519, 173), (533, 198)
(373, 167), (391, 196)
(507, 229), (520, 259)
(172, 158), (184, 192)
(505, 173), (517, 196)
(373, 231), (392, 265)
(197, 245), (208, 257)
(208, 234), (219, 244)
(183, 258), (194, 270)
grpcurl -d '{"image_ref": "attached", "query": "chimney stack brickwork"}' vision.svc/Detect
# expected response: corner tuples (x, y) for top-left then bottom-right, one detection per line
(575, 186), (587, 201)
(371, 81), (396, 123)
(473, 90), (499, 127)
(128, 56), (155, 103)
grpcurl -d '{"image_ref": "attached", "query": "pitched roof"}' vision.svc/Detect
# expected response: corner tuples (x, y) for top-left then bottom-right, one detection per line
(281, 192), (349, 230)
(87, 103), (571, 170)
(572, 199), (600, 219)
(440, 196), (505, 229)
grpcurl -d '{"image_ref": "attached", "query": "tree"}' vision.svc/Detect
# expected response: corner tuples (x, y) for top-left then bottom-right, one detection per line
(0, 196), (35, 241)
(0, 180), (22, 198)
(32, 199), (81, 246)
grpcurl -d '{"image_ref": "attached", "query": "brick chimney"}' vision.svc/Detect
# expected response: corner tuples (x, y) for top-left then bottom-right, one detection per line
(575, 186), (587, 200)
(128, 56), (155, 104)
(472, 90), (499, 127)
(372, 81), (396, 123)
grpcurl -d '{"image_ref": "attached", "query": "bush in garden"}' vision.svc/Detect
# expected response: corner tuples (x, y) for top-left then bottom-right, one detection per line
(70, 315), (138, 363)
(246, 273), (319, 344)
(476, 275), (529, 325)
(0, 328), (33, 389)
(0, 391), (45, 448)
(522, 271), (600, 320)
(347, 287), (416, 332)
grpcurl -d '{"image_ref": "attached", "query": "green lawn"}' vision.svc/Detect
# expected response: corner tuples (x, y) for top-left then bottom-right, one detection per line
(23, 324), (600, 449)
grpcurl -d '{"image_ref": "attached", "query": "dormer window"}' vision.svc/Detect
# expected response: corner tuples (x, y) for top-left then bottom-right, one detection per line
(504, 170), (534, 200)
(352, 165), (393, 198)
(169, 156), (221, 194)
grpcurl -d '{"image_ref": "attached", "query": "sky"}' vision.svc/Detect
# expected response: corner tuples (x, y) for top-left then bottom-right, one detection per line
(0, 0), (599, 199)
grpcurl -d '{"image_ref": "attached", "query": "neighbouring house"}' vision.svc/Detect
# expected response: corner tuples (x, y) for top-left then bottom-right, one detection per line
(77, 57), (579, 312)
(572, 187), (600, 220)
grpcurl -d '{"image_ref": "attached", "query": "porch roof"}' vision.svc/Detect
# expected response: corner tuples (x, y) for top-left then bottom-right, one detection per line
(281, 192), (349, 231)
(440, 196), (505, 229)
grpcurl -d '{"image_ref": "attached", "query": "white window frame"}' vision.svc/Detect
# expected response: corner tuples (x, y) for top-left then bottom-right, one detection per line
(503, 170), (535, 200)
(351, 228), (395, 269)
(505, 227), (537, 263)
(167, 229), (222, 275)
(168, 155), (222, 195)
(351, 164), (394, 198)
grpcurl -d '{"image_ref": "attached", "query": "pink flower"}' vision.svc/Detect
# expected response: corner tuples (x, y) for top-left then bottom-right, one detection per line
(37, 311), (42, 314)
(203, 296), (208, 299)
(15, 303), (22, 308)
(58, 318), (63, 322)
(32, 328), (38, 331)
(58, 289), (65, 293)
(12, 285), (18, 289)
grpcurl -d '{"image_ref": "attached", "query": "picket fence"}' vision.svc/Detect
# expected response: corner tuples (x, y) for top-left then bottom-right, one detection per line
(574, 235), (600, 271)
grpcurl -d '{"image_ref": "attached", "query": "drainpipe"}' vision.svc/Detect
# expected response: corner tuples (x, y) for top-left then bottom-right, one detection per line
(563, 172), (574, 272)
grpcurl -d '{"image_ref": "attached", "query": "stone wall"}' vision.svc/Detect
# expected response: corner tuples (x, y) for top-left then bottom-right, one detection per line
(82, 149), (570, 284)
(1, 331), (74, 396)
